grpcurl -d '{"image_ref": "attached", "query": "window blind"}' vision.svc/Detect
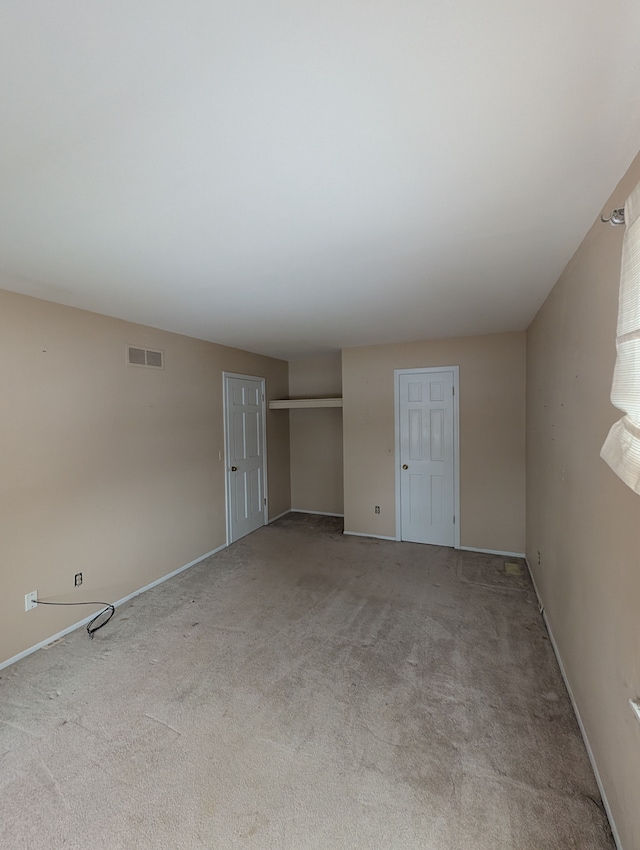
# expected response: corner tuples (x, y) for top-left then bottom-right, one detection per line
(601, 179), (640, 493)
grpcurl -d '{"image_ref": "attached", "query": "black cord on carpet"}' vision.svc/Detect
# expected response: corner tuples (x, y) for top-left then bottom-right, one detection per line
(35, 599), (116, 638)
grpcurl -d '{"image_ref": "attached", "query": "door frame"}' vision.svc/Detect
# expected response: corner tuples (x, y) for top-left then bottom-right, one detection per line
(222, 372), (268, 545)
(394, 366), (460, 548)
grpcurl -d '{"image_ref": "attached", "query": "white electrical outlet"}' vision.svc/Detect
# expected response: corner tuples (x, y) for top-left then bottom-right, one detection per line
(25, 591), (38, 611)
(630, 699), (640, 726)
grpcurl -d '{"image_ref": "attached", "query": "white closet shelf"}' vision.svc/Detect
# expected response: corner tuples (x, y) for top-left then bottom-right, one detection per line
(268, 397), (343, 409)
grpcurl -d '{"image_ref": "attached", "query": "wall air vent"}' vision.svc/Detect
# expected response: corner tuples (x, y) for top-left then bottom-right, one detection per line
(127, 346), (164, 369)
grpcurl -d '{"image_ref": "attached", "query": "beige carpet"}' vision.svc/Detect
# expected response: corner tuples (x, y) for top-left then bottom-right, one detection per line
(0, 514), (614, 849)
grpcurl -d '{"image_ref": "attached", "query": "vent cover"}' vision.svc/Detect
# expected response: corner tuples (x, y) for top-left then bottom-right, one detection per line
(127, 346), (164, 369)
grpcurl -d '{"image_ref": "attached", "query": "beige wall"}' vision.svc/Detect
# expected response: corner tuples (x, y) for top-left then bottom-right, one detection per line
(342, 333), (526, 552)
(527, 151), (640, 849)
(289, 354), (343, 515)
(0, 289), (290, 666)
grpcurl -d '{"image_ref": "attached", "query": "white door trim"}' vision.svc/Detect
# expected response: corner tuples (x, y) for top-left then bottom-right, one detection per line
(223, 372), (268, 545)
(394, 366), (460, 548)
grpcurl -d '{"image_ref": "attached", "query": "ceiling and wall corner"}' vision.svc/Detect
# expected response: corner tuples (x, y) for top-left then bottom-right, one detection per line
(0, 2), (639, 359)
(2, 6), (640, 843)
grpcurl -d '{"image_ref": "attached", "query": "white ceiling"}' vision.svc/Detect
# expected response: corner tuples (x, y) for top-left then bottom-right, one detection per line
(1, 2), (639, 360)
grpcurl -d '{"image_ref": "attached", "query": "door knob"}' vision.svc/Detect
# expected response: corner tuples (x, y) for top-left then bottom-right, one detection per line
(402, 464), (408, 470)
(231, 466), (238, 471)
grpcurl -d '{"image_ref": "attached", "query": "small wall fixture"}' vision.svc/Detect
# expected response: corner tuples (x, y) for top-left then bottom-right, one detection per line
(601, 208), (625, 226)
(127, 345), (164, 369)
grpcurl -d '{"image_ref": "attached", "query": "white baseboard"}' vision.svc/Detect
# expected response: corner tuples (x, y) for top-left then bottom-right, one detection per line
(0, 543), (227, 672)
(341, 538), (526, 554)
(268, 509), (291, 523)
(524, 558), (623, 850)
(343, 531), (399, 542)
(291, 509), (344, 518)
(458, 545), (526, 558)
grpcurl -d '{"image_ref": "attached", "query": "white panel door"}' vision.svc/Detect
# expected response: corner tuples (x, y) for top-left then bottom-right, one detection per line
(225, 375), (266, 543)
(398, 370), (455, 546)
